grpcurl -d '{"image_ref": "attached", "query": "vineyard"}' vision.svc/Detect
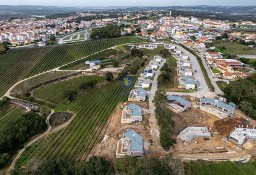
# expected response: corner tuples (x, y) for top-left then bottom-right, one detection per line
(0, 36), (145, 97)
(12, 71), (80, 96)
(185, 161), (256, 175)
(16, 77), (134, 167)
(0, 107), (23, 132)
(33, 76), (105, 104)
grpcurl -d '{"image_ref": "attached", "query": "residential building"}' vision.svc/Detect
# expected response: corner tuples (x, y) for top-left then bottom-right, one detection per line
(230, 127), (256, 145)
(178, 76), (196, 89)
(178, 126), (211, 143)
(128, 88), (147, 102)
(121, 104), (143, 123)
(85, 60), (101, 67)
(200, 98), (235, 119)
(116, 130), (144, 158)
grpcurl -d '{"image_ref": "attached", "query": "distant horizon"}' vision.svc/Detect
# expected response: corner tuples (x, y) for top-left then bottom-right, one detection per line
(1, 0), (256, 7)
(0, 4), (256, 7)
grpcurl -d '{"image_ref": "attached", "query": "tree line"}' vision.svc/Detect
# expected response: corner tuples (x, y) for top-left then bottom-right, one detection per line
(154, 91), (176, 150)
(223, 74), (256, 119)
(12, 155), (185, 175)
(91, 25), (121, 40)
(0, 112), (47, 168)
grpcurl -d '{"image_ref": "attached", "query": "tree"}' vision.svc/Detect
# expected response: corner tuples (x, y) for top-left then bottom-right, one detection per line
(159, 49), (170, 57)
(50, 35), (56, 41)
(85, 156), (114, 175)
(118, 71), (128, 80)
(79, 80), (97, 90)
(222, 32), (229, 39)
(136, 28), (141, 33)
(63, 90), (78, 102)
(0, 44), (6, 54)
(105, 72), (114, 81)
(131, 48), (144, 58)
(112, 59), (120, 67)
(190, 35), (196, 41)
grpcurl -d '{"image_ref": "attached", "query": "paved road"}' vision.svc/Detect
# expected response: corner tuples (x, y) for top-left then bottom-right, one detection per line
(198, 53), (224, 95)
(173, 44), (216, 97)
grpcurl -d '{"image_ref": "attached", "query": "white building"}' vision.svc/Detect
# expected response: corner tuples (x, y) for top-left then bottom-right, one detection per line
(178, 126), (211, 143)
(230, 127), (256, 145)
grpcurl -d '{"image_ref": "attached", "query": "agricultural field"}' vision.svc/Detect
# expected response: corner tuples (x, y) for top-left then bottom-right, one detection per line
(15, 77), (135, 168)
(0, 36), (145, 97)
(33, 76), (105, 104)
(61, 47), (131, 70)
(0, 107), (24, 132)
(214, 41), (256, 55)
(185, 161), (256, 175)
(12, 71), (79, 96)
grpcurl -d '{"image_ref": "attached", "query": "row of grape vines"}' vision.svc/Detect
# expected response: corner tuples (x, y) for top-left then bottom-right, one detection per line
(16, 78), (134, 167)
(0, 36), (145, 97)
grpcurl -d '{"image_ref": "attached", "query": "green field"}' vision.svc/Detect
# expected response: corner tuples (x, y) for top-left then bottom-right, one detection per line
(72, 35), (78, 40)
(33, 76), (105, 104)
(0, 37), (145, 97)
(80, 33), (85, 39)
(16, 77), (134, 168)
(159, 55), (177, 90)
(211, 68), (222, 74)
(63, 36), (71, 41)
(185, 161), (256, 175)
(214, 41), (256, 55)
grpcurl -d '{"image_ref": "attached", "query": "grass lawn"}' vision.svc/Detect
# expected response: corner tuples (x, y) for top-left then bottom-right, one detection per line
(214, 41), (256, 55)
(185, 161), (256, 175)
(79, 33), (85, 39)
(211, 68), (222, 74)
(72, 35), (78, 40)
(63, 36), (71, 41)
(33, 76), (105, 104)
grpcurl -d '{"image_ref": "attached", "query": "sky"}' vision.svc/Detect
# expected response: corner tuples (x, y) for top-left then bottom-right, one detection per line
(1, 0), (256, 7)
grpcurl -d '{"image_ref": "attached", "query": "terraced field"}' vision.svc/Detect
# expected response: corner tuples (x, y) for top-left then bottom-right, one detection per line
(0, 37), (145, 97)
(16, 77), (135, 167)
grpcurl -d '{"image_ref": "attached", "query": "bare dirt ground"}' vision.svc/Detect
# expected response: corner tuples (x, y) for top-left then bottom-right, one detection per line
(88, 102), (168, 160)
(172, 108), (219, 136)
(212, 117), (248, 137)
(171, 108), (250, 157)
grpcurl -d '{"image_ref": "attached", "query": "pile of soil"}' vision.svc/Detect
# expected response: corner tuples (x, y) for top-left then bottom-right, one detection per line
(212, 117), (248, 137)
